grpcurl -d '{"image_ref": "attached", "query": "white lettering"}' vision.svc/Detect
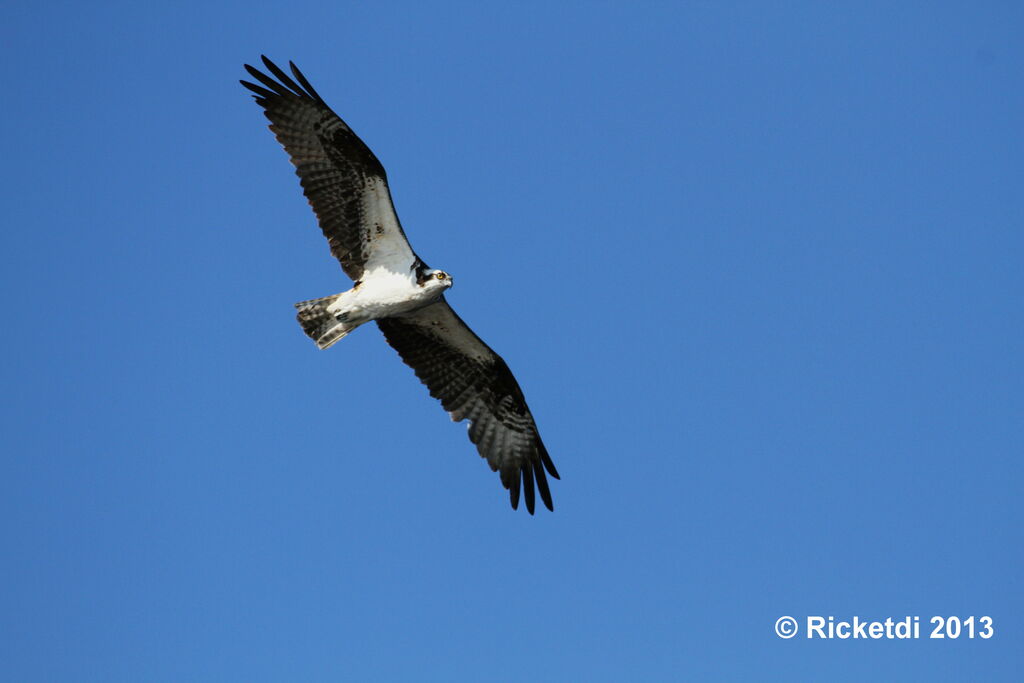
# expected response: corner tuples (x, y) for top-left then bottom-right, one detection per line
(786, 615), (980, 641)
(852, 617), (867, 638)
(807, 616), (826, 638)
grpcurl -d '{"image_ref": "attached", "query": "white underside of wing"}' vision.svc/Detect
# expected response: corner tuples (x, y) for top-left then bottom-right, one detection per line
(324, 175), (452, 322)
(403, 302), (495, 364)
(359, 175), (418, 275)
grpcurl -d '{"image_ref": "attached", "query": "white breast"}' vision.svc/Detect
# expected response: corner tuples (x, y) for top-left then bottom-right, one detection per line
(350, 267), (437, 319)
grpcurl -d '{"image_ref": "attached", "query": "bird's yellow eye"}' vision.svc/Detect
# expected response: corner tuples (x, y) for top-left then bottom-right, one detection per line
(435, 272), (445, 280)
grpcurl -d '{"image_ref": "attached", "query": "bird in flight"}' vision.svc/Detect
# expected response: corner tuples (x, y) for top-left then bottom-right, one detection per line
(241, 56), (559, 513)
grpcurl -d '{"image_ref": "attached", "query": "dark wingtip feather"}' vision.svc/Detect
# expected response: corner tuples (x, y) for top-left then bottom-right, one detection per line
(260, 55), (306, 97)
(522, 462), (536, 515)
(509, 470), (521, 510)
(289, 60), (325, 103)
(540, 444), (560, 480)
(534, 456), (554, 511)
(239, 79), (274, 100)
(243, 63), (294, 97)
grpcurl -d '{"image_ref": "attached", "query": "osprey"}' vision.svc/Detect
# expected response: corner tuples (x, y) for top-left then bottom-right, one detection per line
(241, 57), (559, 513)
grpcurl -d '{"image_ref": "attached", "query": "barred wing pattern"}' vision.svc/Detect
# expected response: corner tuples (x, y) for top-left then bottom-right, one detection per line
(377, 301), (560, 513)
(241, 56), (419, 281)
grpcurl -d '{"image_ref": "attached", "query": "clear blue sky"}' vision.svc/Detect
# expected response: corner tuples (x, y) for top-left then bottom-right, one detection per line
(2, 1), (1021, 680)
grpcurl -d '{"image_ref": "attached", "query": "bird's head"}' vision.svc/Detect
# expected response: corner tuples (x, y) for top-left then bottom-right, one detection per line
(424, 269), (454, 291)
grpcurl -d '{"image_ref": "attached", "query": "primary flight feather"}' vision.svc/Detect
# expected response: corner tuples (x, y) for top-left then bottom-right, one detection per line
(241, 56), (559, 513)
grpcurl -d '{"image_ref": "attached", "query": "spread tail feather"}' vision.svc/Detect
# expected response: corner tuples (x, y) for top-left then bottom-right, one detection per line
(294, 294), (356, 350)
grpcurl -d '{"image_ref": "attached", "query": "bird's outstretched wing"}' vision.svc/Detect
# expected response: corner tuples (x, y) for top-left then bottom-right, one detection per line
(241, 56), (420, 281)
(377, 301), (560, 513)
